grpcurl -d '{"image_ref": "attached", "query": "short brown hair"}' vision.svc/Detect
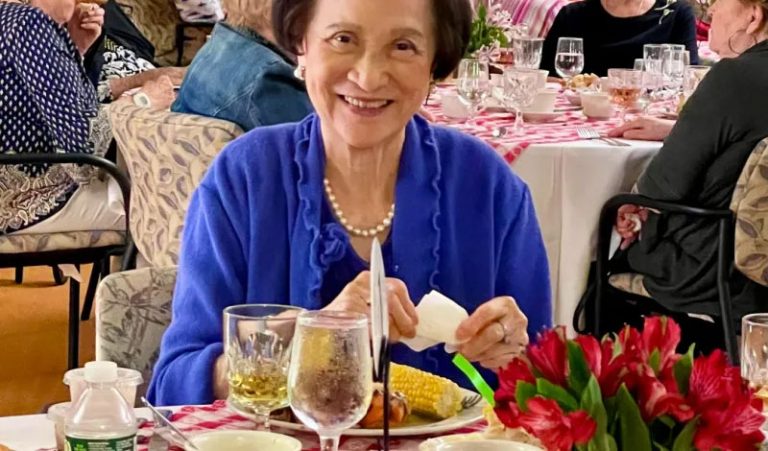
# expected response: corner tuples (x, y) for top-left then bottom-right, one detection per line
(222, 0), (272, 33)
(272, 0), (472, 80)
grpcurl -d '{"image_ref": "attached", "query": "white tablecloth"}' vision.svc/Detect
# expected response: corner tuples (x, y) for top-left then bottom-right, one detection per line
(512, 139), (662, 331)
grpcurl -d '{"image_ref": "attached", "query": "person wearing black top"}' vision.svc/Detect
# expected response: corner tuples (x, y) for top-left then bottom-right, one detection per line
(608, 0), (768, 348)
(541, 0), (699, 76)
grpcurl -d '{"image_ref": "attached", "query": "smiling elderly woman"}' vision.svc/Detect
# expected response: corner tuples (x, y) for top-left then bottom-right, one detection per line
(148, 0), (552, 405)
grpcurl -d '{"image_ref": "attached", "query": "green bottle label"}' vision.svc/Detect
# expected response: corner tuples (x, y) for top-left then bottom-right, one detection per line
(65, 434), (136, 451)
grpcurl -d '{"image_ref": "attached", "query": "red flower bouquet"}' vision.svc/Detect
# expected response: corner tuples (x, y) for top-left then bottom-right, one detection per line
(494, 317), (766, 451)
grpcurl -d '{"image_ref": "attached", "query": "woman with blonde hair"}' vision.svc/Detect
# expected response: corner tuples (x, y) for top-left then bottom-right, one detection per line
(171, 0), (312, 131)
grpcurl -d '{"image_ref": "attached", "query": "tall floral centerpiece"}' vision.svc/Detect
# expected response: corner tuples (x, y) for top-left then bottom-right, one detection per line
(467, 0), (513, 61)
(494, 317), (765, 451)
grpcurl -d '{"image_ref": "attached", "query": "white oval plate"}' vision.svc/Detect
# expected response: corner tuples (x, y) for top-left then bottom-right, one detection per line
(419, 433), (543, 451)
(229, 388), (485, 437)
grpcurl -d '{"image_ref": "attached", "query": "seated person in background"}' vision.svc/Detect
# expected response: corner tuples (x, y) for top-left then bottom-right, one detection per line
(541, 0), (699, 76)
(0, 0), (174, 235)
(149, 0), (551, 405)
(85, 0), (186, 103)
(171, 0), (312, 131)
(610, 0), (768, 346)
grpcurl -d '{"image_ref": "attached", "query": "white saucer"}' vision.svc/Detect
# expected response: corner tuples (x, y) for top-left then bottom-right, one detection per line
(522, 111), (561, 123)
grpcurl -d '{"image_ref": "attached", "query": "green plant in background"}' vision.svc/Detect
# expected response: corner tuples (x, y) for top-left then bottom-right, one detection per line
(466, 2), (512, 58)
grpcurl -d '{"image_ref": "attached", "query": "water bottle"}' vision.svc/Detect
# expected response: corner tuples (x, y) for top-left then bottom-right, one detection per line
(65, 361), (137, 451)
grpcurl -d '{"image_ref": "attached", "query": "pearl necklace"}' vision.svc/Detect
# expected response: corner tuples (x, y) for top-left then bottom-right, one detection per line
(323, 178), (395, 237)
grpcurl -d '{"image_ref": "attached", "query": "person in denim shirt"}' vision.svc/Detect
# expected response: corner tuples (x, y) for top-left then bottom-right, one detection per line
(171, 0), (312, 130)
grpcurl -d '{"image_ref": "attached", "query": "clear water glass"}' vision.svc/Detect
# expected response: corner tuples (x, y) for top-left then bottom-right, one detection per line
(743, 314), (768, 393)
(554, 37), (584, 83)
(456, 58), (490, 119)
(662, 48), (689, 98)
(512, 37), (544, 69)
(224, 304), (304, 431)
(288, 311), (373, 451)
(501, 68), (539, 134)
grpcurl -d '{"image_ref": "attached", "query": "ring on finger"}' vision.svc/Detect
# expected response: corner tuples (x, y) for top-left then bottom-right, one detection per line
(496, 319), (513, 345)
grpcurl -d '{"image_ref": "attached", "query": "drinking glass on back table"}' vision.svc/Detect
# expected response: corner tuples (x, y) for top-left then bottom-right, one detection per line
(513, 37), (544, 69)
(456, 58), (490, 119)
(662, 48), (689, 98)
(224, 304), (304, 431)
(555, 37), (584, 84)
(288, 311), (373, 451)
(501, 68), (539, 135)
(608, 69), (643, 121)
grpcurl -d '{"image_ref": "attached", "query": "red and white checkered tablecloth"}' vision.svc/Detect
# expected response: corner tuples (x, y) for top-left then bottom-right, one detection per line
(136, 400), (486, 451)
(424, 87), (626, 164)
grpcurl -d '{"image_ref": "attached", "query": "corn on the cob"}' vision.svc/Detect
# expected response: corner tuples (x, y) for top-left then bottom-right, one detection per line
(390, 363), (462, 419)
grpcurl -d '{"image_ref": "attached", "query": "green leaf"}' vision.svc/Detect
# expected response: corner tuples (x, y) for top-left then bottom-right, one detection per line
(671, 418), (698, 451)
(515, 381), (537, 413)
(673, 344), (695, 395)
(568, 341), (592, 396)
(537, 378), (579, 411)
(581, 376), (611, 451)
(616, 385), (652, 451)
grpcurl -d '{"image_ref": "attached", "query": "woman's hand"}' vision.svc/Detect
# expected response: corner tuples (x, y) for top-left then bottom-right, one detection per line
(616, 204), (649, 250)
(455, 296), (528, 370)
(67, 3), (104, 56)
(325, 271), (418, 342)
(608, 116), (676, 141)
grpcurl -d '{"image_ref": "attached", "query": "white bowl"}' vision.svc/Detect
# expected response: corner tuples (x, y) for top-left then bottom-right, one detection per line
(188, 431), (302, 451)
(420, 434), (543, 451)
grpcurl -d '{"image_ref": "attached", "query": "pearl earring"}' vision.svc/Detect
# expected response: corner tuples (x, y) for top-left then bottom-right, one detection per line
(293, 65), (306, 80)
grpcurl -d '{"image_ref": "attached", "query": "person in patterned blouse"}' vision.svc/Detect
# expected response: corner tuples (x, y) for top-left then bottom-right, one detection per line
(0, 0), (174, 234)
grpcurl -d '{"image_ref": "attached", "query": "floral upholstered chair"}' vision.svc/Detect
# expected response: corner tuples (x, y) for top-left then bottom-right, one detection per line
(95, 266), (176, 403)
(108, 102), (243, 268)
(730, 137), (768, 286)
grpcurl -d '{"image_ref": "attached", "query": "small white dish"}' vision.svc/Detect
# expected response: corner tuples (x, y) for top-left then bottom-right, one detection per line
(564, 91), (582, 106)
(188, 431), (302, 451)
(420, 434), (543, 451)
(522, 111), (561, 123)
(441, 93), (470, 119)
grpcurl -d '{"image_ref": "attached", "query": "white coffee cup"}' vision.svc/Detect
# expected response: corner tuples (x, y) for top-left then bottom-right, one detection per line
(441, 93), (470, 119)
(513, 68), (548, 90)
(581, 91), (614, 119)
(525, 88), (558, 113)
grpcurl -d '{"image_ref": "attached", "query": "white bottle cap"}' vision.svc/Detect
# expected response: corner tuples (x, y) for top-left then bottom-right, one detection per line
(84, 361), (118, 383)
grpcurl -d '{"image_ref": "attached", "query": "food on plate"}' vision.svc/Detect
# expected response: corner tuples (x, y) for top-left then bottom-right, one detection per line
(390, 363), (463, 419)
(359, 383), (411, 428)
(0, 445), (11, 451)
(482, 405), (542, 446)
(567, 73), (599, 90)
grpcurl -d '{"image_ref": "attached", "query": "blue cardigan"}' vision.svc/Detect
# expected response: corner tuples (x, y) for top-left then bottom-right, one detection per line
(148, 114), (552, 405)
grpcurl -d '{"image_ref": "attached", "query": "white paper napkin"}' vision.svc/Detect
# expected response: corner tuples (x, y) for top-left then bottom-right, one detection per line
(402, 290), (468, 352)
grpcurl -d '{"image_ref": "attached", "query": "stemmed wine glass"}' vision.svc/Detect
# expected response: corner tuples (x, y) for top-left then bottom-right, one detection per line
(224, 304), (304, 431)
(554, 37), (584, 85)
(288, 311), (373, 451)
(500, 68), (539, 135)
(607, 69), (644, 121)
(456, 58), (490, 119)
